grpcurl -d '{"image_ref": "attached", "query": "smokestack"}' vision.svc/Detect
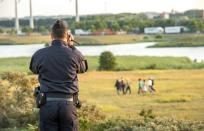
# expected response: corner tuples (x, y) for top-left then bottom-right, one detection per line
(29, 0), (34, 29)
(15, 0), (20, 33)
(75, 0), (80, 22)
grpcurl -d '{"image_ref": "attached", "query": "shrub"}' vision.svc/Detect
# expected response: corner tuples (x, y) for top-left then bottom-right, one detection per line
(155, 35), (163, 39)
(145, 64), (157, 69)
(143, 36), (149, 40)
(0, 72), (38, 128)
(99, 51), (116, 71)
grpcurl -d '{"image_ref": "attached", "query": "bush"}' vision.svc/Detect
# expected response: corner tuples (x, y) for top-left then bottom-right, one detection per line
(0, 72), (38, 129)
(155, 35), (163, 39)
(99, 51), (116, 71)
(145, 64), (157, 69)
(143, 36), (149, 40)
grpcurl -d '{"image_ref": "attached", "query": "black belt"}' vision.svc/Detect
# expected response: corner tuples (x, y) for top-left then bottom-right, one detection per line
(45, 93), (74, 102)
(46, 93), (73, 98)
(46, 97), (73, 102)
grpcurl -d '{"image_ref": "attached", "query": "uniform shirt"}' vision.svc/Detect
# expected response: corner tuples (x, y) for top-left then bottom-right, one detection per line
(29, 40), (87, 94)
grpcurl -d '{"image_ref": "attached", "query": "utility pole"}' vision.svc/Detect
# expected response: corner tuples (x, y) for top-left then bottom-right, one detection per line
(75, 0), (80, 22)
(15, 0), (20, 34)
(29, 0), (34, 29)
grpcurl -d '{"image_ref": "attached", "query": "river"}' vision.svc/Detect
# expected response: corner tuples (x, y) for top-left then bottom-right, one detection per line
(0, 42), (203, 61)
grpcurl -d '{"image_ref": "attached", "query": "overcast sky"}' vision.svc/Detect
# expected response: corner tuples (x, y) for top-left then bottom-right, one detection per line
(0, 0), (203, 18)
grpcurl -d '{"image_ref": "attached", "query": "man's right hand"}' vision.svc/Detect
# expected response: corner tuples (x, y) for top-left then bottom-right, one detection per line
(67, 33), (74, 47)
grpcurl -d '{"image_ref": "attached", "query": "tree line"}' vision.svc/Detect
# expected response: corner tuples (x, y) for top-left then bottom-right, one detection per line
(0, 13), (204, 34)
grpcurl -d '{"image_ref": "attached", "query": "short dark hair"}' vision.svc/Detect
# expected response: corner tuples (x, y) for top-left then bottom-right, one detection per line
(52, 20), (68, 39)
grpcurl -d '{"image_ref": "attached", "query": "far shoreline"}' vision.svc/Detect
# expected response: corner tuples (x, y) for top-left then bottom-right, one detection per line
(0, 34), (204, 47)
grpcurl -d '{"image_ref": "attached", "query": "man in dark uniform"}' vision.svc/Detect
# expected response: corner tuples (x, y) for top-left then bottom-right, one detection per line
(30, 20), (88, 131)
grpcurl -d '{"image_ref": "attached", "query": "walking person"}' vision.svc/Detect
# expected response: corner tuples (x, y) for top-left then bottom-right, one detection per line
(148, 77), (156, 93)
(125, 79), (131, 95)
(142, 79), (148, 94)
(30, 20), (88, 131)
(138, 78), (143, 94)
(121, 78), (126, 95)
(115, 77), (123, 95)
(115, 78), (121, 95)
(151, 78), (156, 92)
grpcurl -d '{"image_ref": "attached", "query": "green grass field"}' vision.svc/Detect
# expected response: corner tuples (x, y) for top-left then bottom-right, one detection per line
(78, 70), (204, 121)
(0, 56), (204, 73)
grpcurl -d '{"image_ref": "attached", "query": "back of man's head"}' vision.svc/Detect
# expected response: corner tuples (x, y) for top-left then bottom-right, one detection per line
(52, 20), (68, 39)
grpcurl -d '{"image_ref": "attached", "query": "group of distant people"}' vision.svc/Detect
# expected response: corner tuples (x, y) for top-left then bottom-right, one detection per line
(138, 78), (156, 94)
(114, 77), (131, 95)
(114, 77), (156, 95)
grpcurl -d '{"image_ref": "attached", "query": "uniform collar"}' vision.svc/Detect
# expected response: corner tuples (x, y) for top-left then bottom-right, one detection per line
(51, 40), (67, 46)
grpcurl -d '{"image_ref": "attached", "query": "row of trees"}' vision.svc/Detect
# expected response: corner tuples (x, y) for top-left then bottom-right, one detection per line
(0, 13), (204, 34)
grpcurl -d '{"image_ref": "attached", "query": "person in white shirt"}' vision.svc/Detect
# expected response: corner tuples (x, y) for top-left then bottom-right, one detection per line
(148, 78), (156, 93)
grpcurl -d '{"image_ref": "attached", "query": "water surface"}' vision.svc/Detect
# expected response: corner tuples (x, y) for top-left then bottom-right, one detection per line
(0, 42), (203, 61)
